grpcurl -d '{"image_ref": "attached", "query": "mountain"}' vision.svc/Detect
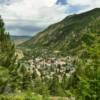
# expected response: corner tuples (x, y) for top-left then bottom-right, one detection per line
(20, 8), (100, 56)
(11, 35), (31, 45)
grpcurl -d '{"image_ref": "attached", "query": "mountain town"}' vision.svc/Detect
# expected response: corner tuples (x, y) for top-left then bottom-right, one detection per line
(0, 4), (100, 100)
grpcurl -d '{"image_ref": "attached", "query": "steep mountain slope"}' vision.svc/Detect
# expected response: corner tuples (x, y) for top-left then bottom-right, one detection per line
(20, 8), (100, 55)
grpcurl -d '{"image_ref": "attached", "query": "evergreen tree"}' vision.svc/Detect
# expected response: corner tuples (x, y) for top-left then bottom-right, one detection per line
(69, 23), (100, 99)
(0, 16), (15, 67)
(0, 16), (16, 93)
(49, 74), (65, 96)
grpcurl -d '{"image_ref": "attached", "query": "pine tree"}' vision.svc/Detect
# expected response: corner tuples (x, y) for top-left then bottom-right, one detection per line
(69, 23), (100, 99)
(49, 74), (65, 96)
(0, 16), (15, 67)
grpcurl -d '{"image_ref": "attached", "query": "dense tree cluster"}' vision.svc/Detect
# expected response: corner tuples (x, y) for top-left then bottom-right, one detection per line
(0, 16), (15, 67)
(0, 13), (99, 100)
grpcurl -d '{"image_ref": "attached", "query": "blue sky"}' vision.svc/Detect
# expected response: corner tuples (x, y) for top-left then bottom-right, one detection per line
(56, 0), (67, 5)
(0, 0), (100, 36)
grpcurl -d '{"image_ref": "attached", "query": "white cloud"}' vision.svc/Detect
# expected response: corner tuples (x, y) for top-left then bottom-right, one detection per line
(1, 0), (56, 19)
(0, 0), (68, 35)
(0, 0), (100, 36)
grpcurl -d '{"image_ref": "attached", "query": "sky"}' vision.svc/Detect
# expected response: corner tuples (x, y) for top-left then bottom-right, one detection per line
(0, 0), (100, 36)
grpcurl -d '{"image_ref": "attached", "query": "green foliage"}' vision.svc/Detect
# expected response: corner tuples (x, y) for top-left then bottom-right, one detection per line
(0, 9), (100, 99)
(20, 8), (100, 56)
(68, 26), (100, 99)
(0, 92), (42, 100)
(49, 75), (66, 96)
(33, 79), (50, 99)
(0, 16), (15, 67)
(0, 16), (16, 94)
(0, 66), (10, 93)
(18, 9), (100, 99)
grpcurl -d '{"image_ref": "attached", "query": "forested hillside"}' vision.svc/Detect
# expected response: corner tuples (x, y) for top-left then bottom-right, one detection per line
(0, 8), (100, 100)
(21, 8), (100, 56)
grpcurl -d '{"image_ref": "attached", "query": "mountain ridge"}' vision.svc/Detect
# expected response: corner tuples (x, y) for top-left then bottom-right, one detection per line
(20, 8), (100, 55)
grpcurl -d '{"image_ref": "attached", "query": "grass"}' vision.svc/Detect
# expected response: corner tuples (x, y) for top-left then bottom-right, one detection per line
(0, 92), (42, 100)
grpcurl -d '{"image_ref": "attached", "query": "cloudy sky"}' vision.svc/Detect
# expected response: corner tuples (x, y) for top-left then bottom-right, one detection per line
(0, 0), (100, 36)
